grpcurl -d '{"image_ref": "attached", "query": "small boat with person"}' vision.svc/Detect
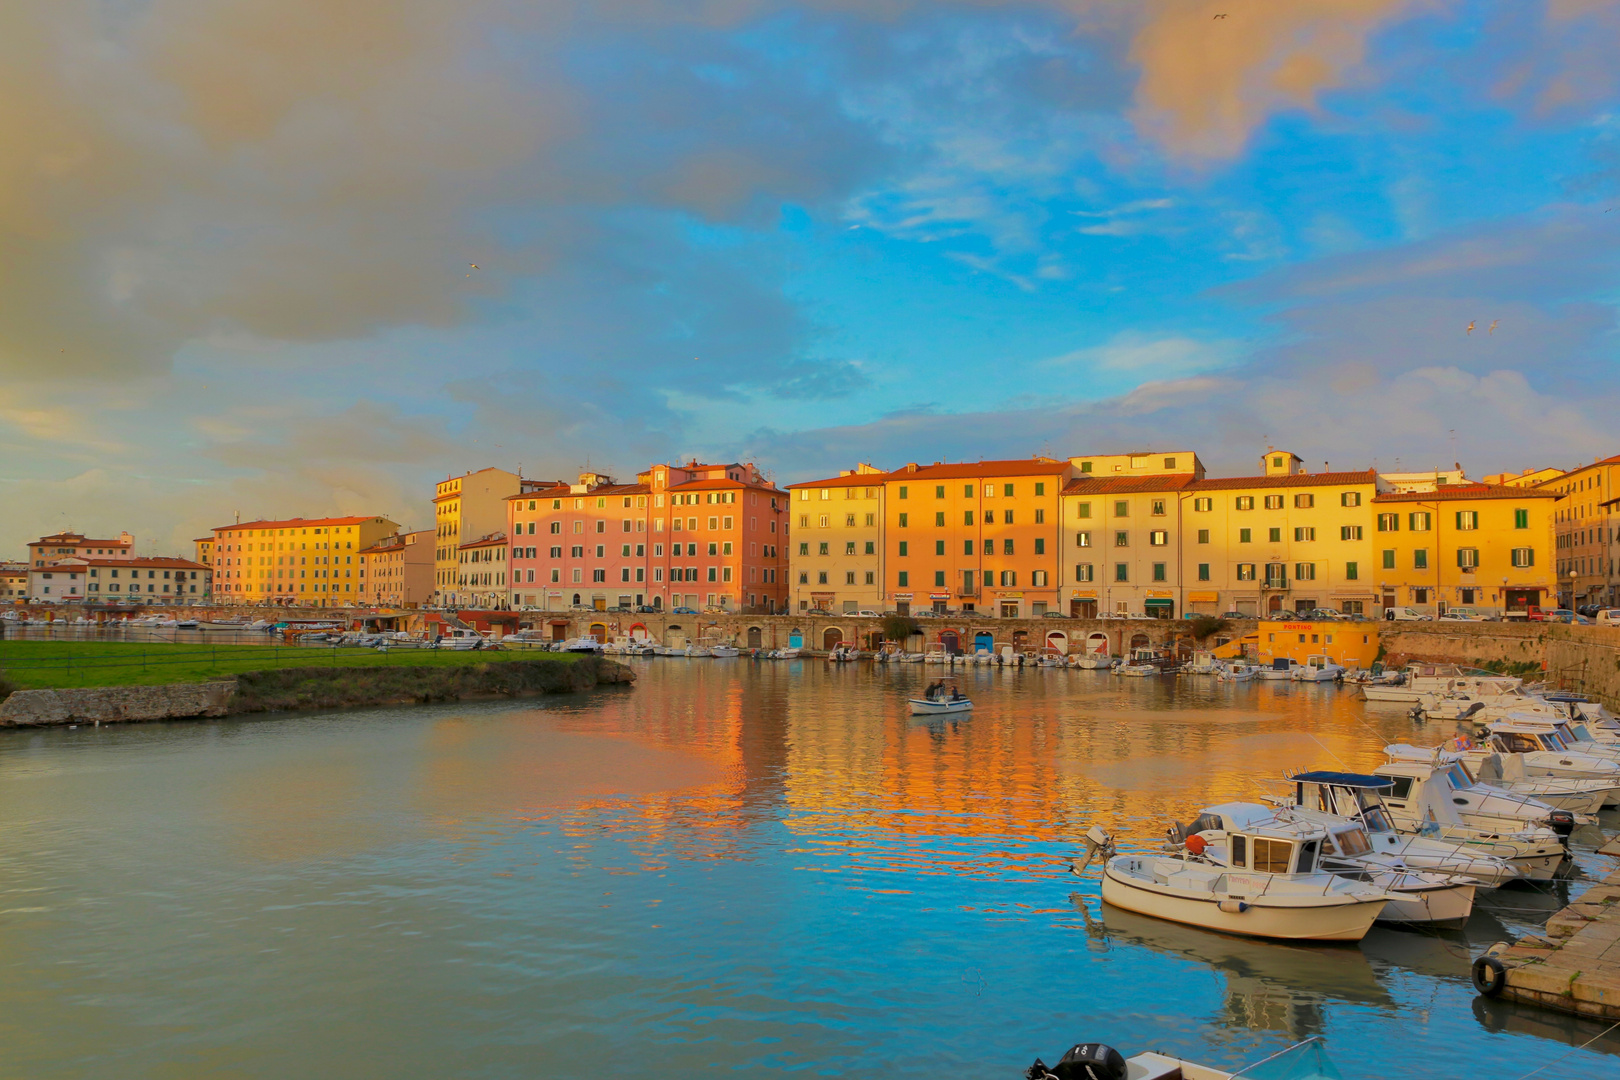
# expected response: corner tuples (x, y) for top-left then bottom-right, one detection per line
(909, 679), (972, 716)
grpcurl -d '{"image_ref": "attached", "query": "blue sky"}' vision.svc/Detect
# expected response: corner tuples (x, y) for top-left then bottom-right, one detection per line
(3, 1), (1620, 554)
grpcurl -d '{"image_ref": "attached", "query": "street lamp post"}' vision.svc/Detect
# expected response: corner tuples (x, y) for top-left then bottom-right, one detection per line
(1569, 569), (1578, 612)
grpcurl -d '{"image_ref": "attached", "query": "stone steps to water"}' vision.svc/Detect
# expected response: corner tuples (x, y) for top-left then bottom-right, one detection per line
(1487, 863), (1620, 1020)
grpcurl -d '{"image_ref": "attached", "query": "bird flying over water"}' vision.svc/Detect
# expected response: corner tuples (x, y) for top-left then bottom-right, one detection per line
(1466, 321), (1475, 334)
(469, 263), (479, 269)
(1489, 320), (1499, 334)
(1214, 13), (1228, 18)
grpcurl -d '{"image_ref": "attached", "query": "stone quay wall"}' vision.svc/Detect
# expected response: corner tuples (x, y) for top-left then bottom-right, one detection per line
(1384, 622), (1620, 707)
(0, 681), (236, 727)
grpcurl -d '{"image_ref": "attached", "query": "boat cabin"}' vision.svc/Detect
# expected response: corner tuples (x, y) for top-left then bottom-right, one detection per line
(1181, 803), (1327, 876)
(1286, 771), (1405, 838)
(1482, 721), (1575, 755)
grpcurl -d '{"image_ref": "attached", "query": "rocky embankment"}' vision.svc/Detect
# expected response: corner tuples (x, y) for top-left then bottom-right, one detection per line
(0, 656), (634, 728)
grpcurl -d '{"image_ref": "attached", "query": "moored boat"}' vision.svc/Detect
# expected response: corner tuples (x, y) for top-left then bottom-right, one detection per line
(909, 679), (971, 716)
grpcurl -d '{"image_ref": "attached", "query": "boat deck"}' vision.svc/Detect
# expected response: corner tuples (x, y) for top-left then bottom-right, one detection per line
(1489, 862), (1620, 1020)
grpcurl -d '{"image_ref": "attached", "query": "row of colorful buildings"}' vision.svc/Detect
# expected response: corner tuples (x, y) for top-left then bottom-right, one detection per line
(10, 448), (1620, 617)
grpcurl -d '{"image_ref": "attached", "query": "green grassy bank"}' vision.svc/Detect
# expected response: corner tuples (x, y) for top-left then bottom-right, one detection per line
(0, 640), (580, 693)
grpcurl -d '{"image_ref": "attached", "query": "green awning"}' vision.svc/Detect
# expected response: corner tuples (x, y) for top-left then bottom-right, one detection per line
(1144, 598), (1174, 606)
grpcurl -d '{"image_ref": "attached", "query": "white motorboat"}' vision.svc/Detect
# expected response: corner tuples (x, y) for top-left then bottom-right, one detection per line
(1093, 806), (1394, 941)
(1027, 1035), (1342, 1080)
(922, 649), (948, 664)
(1115, 663), (1160, 677)
(1182, 650), (1218, 675)
(767, 647), (801, 659)
(1374, 748), (1571, 879)
(910, 680), (971, 716)
(1281, 771), (1522, 888)
(197, 620), (249, 631)
(708, 644), (739, 658)
(1214, 660), (1258, 681)
(174, 618), (199, 629)
(435, 627), (487, 650)
(1072, 654), (1114, 669)
(1468, 753), (1613, 814)
(1464, 721), (1620, 794)
(1257, 658), (1300, 680)
(1361, 664), (1523, 703)
(1291, 655), (1346, 682)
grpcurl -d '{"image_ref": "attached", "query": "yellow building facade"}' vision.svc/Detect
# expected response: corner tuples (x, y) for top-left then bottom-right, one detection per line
(1539, 456), (1620, 608)
(211, 515), (400, 605)
(358, 529), (434, 607)
(433, 467), (535, 606)
(1370, 483), (1558, 615)
(1180, 454), (1381, 618)
(883, 459), (1073, 617)
(1060, 474), (1197, 618)
(788, 464), (888, 614)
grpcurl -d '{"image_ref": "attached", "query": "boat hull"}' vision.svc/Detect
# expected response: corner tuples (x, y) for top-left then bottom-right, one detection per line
(908, 698), (973, 716)
(1101, 868), (1385, 942)
(1377, 882), (1476, 924)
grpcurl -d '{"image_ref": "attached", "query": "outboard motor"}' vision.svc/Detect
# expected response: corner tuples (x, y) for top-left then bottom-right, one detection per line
(1547, 810), (1576, 844)
(1027, 1043), (1128, 1080)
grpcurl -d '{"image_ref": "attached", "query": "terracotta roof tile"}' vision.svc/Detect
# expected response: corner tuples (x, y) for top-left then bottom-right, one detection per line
(1189, 470), (1379, 492)
(212, 515), (393, 532)
(1062, 474), (1198, 495)
(883, 458), (1069, 481)
(1373, 483), (1560, 502)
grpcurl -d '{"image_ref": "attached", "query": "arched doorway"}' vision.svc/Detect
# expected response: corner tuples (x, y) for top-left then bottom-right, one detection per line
(747, 626), (762, 648)
(823, 627), (843, 650)
(1085, 631), (1109, 655)
(652, 595), (663, 610)
(1046, 630), (1068, 654)
(973, 631), (994, 654)
(940, 629), (961, 654)
(789, 628), (804, 649)
(1011, 629), (1029, 647)
(667, 624), (686, 647)
(1268, 594), (1284, 615)
(572, 593), (582, 607)
(1129, 632), (1150, 651)
(588, 622), (607, 643)
(629, 622), (649, 642)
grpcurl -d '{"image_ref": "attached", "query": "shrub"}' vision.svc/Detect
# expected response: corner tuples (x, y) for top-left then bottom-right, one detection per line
(881, 614), (922, 642)
(1187, 615), (1230, 642)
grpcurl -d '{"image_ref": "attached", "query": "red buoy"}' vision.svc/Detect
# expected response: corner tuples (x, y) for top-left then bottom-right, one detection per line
(1185, 834), (1207, 855)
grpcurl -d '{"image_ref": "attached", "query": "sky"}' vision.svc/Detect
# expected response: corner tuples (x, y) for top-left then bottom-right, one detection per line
(4, 0), (1620, 556)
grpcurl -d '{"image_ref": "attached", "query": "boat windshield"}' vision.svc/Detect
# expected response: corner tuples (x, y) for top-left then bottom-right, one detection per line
(1536, 732), (1565, 752)
(1440, 764), (1473, 791)
(1358, 806), (1396, 833)
(1331, 827), (1372, 857)
(1566, 725), (1594, 743)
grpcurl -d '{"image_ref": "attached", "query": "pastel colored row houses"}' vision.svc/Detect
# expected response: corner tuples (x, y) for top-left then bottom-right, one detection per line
(208, 516), (400, 605)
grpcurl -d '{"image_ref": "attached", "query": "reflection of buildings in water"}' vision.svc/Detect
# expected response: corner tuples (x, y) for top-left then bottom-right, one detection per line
(1091, 903), (1395, 1040)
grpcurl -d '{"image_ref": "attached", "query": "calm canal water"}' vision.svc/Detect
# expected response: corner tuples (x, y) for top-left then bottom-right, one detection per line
(2, 658), (1617, 1078)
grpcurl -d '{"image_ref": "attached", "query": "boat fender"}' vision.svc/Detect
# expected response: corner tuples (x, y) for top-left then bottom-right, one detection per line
(1184, 834), (1207, 856)
(1471, 955), (1507, 997)
(1547, 810), (1576, 843)
(1025, 1043), (1127, 1080)
(1217, 899), (1249, 914)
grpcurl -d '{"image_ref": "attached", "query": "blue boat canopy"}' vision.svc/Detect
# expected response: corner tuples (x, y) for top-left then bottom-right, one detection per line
(1290, 771), (1395, 789)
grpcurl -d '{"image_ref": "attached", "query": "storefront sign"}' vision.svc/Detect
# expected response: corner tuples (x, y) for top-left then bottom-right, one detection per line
(1187, 591), (1219, 603)
(929, 593), (951, 599)
(1071, 590), (1097, 599)
(1146, 590), (1174, 599)
(1000, 592), (1024, 599)
(893, 593), (913, 599)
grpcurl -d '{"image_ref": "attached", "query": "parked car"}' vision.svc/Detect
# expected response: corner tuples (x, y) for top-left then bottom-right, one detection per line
(1542, 608), (1579, 624)
(856, 609), (880, 617)
(1523, 606), (1546, 622)
(1595, 609), (1620, 626)
(1219, 611), (1249, 620)
(671, 607), (699, 615)
(1439, 607), (1486, 621)
(1386, 606), (1433, 622)
(634, 605), (658, 613)
(1577, 604), (1602, 618)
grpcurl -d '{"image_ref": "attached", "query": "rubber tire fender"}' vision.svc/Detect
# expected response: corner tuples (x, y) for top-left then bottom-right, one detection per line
(1472, 955), (1507, 997)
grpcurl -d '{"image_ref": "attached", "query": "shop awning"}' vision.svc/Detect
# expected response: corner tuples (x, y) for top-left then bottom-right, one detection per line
(1144, 598), (1174, 607)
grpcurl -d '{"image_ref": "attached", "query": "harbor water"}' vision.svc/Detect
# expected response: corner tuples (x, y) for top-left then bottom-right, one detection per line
(2, 657), (1617, 1078)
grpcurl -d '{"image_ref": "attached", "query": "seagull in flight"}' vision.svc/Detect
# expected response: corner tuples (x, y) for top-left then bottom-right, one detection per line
(1488, 319), (1499, 334)
(1466, 321), (1475, 334)
(1214, 12), (1228, 18)
(469, 263), (479, 269)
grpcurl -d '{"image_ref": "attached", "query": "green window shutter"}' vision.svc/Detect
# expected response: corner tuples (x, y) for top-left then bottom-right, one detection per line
(1346, 561), (1358, 580)
(1382, 550), (1395, 569)
(1514, 509), (1528, 529)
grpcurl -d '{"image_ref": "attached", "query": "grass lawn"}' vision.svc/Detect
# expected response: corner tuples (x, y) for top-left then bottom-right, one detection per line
(0, 640), (578, 692)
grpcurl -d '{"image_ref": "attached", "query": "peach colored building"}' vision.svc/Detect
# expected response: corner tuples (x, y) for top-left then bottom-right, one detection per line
(28, 531), (135, 568)
(210, 515), (399, 605)
(358, 530), (434, 607)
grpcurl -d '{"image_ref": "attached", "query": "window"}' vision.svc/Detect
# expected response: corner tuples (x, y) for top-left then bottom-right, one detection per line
(1193, 497), (1212, 512)
(1514, 509), (1529, 529)
(1149, 531), (1168, 546)
(1456, 510), (1479, 531)
(1251, 838), (1293, 874)
(1377, 513), (1399, 532)
(935, 485), (945, 498)
(983, 539), (993, 555)
(798, 572), (807, 584)
(964, 540), (974, 555)
(1114, 531), (1129, 547)
(1409, 512), (1431, 532)
(864, 541), (875, 555)
(1076, 531), (1092, 548)
(1512, 547), (1535, 568)
(1264, 494), (1283, 509)
(1003, 510), (1014, 524)
(964, 510), (975, 526)
(1239, 528), (1251, 544)
(817, 571), (827, 584)
(1346, 561), (1359, 580)
(1414, 549), (1429, 570)
(1236, 563), (1256, 581)
(819, 542), (829, 555)
(1231, 835), (1247, 868)
(1152, 563), (1166, 582)
(1265, 563), (1286, 586)
(1001, 570), (1018, 586)
(1004, 484), (1014, 497)
(1077, 502), (1092, 519)
(847, 542), (857, 555)
(1457, 547), (1479, 569)
(898, 541), (908, 557)
(846, 514), (856, 527)
(1268, 528), (1281, 543)
(1034, 538), (1045, 555)
(1295, 562), (1316, 580)
(1035, 483), (1045, 496)
(1035, 508), (1045, 524)
(1382, 549), (1395, 569)
(1341, 525), (1362, 541)
(1114, 500), (1129, 517)
(1151, 499), (1166, 516)
(550, 521), (561, 534)
(1032, 570), (1048, 587)
(1075, 563), (1094, 582)
(865, 572), (875, 585)
(1294, 527), (1315, 542)
(935, 540), (945, 555)
(899, 486), (908, 499)
(934, 571), (946, 587)
(1114, 563), (1129, 582)
(818, 514), (828, 528)
(1295, 493), (1314, 508)
(799, 542), (809, 556)
(935, 512), (945, 527)
(1235, 496), (1254, 511)
(1079, 461), (1092, 473)
(1341, 492), (1361, 507)
(964, 484), (973, 497)
(1003, 538), (1015, 555)
(899, 513), (908, 527)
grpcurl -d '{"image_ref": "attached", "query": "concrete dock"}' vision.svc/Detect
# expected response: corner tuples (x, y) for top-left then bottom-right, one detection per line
(1484, 864), (1620, 1021)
